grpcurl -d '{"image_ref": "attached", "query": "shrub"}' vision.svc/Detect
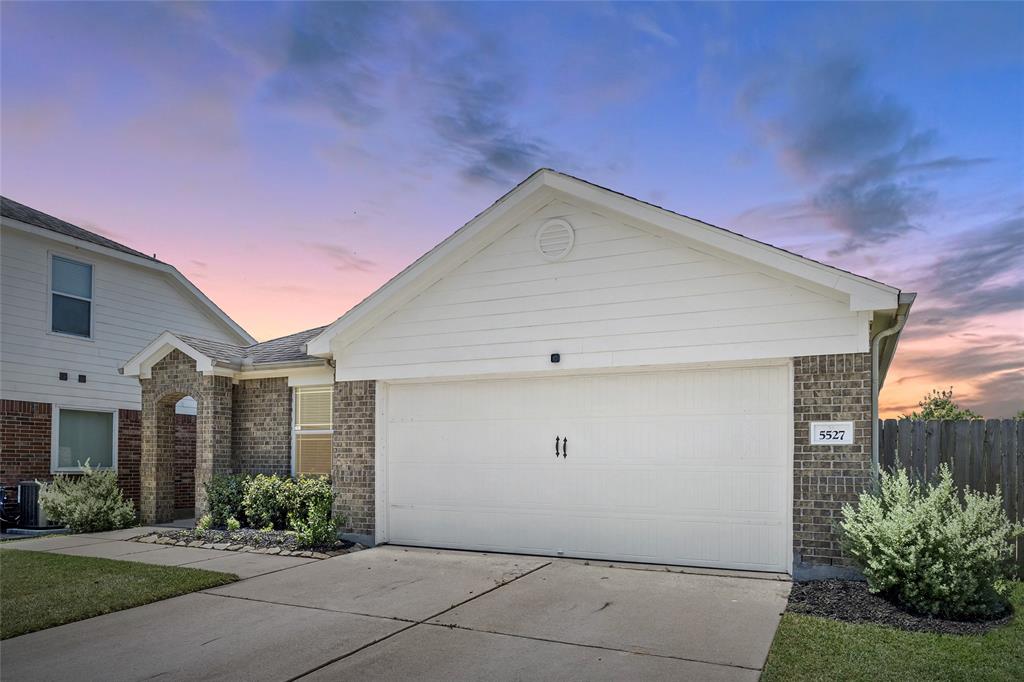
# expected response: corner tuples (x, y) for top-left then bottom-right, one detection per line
(38, 463), (136, 533)
(841, 464), (1023, 619)
(242, 474), (295, 530)
(288, 476), (339, 548)
(226, 517), (241, 531)
(196, 514), (213, 530)
(205, 474), (250, 527)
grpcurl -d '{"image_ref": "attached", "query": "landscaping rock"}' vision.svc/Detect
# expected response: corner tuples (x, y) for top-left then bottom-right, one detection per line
(787, 580), (1013, 636)
(134, 527), (358, 559)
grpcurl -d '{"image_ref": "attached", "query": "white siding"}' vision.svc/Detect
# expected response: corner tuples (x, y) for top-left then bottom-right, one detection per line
(335, 200), (869, 380)
(1, 227), (240, 411)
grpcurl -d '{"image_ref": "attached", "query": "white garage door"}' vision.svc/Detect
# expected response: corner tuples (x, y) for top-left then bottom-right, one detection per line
(384, 365), (791, 572)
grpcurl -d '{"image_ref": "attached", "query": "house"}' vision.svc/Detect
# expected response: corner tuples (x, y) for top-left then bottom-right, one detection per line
(0, 197), (255, 518)
(121, 169), (914, 578)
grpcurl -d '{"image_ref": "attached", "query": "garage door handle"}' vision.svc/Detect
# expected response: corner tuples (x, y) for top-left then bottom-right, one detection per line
(555, 436), (560, 458)
(562, 437), (567, 458)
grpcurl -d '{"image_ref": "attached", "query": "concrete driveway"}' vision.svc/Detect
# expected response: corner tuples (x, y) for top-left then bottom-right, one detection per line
(1, 545), (790, 681)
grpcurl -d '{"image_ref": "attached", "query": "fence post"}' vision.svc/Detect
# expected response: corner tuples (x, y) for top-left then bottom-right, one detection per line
(953, 421), (971, 494)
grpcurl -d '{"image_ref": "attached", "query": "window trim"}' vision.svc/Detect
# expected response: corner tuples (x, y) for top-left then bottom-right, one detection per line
(51, 406), (118, 473)
(291, 386), (333, 477)
(47, 251), (96, 341)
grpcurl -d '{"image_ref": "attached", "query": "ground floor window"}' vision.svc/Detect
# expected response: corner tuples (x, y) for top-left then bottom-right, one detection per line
(292, 386), (332, 476)
(52, 407), (116, 471)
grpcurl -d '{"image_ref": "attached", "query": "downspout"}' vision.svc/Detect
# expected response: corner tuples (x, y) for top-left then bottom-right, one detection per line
(870, 308), (908, 480)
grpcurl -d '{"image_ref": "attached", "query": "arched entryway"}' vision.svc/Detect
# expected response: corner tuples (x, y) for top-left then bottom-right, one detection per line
(139, 350), (233, 524)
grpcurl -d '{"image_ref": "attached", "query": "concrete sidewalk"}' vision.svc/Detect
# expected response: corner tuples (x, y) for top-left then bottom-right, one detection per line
(1, 545), (791, 681)
(2, 528), (316, 578)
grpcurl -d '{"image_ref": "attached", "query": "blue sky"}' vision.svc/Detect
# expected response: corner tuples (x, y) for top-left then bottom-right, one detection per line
(2, 1), (1022, 415)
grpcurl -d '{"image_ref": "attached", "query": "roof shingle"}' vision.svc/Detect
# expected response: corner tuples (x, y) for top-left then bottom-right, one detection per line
(1, 196), (157, 261)
(175, 325), (328, 368)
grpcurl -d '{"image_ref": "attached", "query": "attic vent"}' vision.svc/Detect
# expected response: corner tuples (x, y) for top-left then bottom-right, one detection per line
(535, 219), (575, 261)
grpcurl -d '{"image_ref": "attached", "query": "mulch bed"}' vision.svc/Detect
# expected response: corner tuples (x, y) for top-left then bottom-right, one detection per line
(787, 580), (1013, 636)
(131, 528), (360, 559)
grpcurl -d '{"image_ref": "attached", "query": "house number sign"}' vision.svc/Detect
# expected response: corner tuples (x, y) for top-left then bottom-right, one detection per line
(809, 421), (855, 445)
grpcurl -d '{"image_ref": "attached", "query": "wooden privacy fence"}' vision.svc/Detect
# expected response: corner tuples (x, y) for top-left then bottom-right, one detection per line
(878, 419), (1023, 576)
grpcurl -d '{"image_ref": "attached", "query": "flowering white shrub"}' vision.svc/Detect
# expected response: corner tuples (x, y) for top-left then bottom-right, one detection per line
(39, 462), (136, 533)
(841, 464), (1022, 619)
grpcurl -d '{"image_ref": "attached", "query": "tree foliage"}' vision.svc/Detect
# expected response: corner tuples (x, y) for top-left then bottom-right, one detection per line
(903, 387), (982, 420)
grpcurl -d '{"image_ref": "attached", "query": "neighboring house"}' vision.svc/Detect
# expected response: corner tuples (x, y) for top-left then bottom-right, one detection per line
(0, 197), (255, 516)
(123, 169), (914, 578)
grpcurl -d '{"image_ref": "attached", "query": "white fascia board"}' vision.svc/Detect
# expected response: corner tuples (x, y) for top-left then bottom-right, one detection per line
(2, 217), (255, 345)
(540, 172), (900, 312)
(305, 172), (555, 356)
(120, 331), (217, 378)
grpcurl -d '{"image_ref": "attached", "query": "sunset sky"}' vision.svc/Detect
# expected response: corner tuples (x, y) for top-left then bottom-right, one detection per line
(2, 2), (1021, 417)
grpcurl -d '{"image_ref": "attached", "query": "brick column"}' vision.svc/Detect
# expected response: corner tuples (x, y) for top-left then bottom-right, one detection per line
(793, 353), (872, 578)
(140, 396), (177, 523)
(332, 380), (375, 543)
(194, 374), (233, 519)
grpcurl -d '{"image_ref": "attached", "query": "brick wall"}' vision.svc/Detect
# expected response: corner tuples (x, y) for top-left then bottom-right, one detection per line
(232, 378), (291, 475)
(332, 380), (375, 539)
(1, 400), (52, 516)
(0, 400), (197, 516)
(118, 409), (142, 507)
(793, 353), (873, 577)
(119, 411), (195, 511)
(0, 401), (196, 518)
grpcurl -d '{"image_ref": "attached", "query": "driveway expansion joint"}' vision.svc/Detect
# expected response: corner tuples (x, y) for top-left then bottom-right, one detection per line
(198, 591), (419, 624)
(287, 560), (553, 681)
(419, 620), (764, 672)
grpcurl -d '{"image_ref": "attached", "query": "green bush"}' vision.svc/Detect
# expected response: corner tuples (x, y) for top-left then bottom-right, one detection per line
(841, 464), (1023, 619)
(38, 463), (136, 533)
(196, 514), (213, 530)
(241, 474), (295, 530)
(288, 476), (339, 548)
(226, 517), (240, 531)
(205, 474), (250, 527)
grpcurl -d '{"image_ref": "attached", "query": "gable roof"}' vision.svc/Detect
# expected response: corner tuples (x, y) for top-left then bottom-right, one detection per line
(305, 168), (903, 357)
(1, 196), (255, 345)
(121, 326), (328, 377)
(1, 196), (157, 261)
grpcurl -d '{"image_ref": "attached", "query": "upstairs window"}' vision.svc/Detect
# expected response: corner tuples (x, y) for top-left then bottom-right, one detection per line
(293, 386), (332, 477)
(51, 255), (93, 338)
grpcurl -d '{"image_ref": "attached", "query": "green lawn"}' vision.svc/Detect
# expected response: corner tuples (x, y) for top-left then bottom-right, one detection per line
(0, 549), (237, 639)
(762, 582), (1024, 681)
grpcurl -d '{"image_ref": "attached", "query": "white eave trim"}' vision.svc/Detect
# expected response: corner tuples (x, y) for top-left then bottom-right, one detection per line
(306, 169), (901, 357)
(120, 331), (222, 378)
(2, 216), (256, 345)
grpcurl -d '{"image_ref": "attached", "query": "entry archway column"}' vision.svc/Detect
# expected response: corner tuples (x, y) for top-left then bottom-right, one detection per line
(194, 374), (233, 519)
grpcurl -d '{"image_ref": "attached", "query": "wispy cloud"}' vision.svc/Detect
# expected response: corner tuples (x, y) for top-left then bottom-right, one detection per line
(304, 242), (375, 272)
(429, 45), (552, 184)
(627, 13), (678, 46)
(904, 211), (1024, 334)
(739, 55), (991, 251)
(265, 2), (387, 127)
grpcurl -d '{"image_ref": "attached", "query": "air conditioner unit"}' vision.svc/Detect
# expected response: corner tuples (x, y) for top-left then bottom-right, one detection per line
(18, 481), (52, 528)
